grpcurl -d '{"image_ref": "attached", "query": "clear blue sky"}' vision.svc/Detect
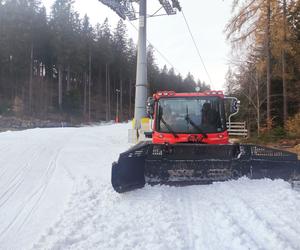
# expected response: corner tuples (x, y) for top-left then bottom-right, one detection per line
(43, 0), (232, 90)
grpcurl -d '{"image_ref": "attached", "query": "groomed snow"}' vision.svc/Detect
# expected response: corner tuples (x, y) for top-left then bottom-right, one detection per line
(0, 123), (300, 250)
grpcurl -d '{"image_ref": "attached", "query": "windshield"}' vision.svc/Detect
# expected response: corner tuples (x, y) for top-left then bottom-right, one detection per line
(157, 97), (226, 134)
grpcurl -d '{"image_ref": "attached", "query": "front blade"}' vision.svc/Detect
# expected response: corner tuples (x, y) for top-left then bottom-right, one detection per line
(111, 142), (150, 193)
(111, 143), (300, 192)
(243, 144), (300, 181)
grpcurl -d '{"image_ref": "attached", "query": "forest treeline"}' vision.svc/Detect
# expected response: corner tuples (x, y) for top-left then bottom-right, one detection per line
(0, 0), (209, 122)
(225, 0), (300, 135)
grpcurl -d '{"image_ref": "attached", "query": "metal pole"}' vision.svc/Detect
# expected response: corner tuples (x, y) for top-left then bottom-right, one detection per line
(134, 0), (148, 129)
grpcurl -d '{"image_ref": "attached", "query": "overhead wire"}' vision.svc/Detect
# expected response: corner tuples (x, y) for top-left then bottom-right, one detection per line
(180, 9), (213, 87)
(128, 20), (181, 74)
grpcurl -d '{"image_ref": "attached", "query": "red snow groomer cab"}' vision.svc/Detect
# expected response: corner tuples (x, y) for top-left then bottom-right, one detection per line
(112, 91), (300, 193)
(151, 91), (229, 145)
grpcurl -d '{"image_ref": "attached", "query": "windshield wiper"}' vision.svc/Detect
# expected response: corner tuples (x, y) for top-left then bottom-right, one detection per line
(185, 106), (208, 138)
(160, 117), (179, 138)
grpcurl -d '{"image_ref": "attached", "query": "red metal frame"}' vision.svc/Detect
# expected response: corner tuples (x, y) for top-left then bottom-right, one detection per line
(151, 91), (229, 144)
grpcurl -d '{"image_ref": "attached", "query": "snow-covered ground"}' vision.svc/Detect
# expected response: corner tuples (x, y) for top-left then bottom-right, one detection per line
(0, 123), (300, 250)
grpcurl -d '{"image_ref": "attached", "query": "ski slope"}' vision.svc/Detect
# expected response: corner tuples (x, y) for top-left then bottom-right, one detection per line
(0, 123), (300, 250)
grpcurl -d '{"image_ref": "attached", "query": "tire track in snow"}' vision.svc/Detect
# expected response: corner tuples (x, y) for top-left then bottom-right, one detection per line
(32, 180), (121, 249)
(17, 147), (63, 232)
(32, 180), (300, 250)
(14, 130), (77, 234)
(208, 200), (261, 250)
(215, 182), (297, 250)
(32, 182), (187, 250)
(0, 147), (62, 239)
(183, 186), (259, 250)
(0, 127), (77, 240)
(225, 181), (300, 249)
(180, 187), (195, 250)
(181, 187), (214, 250)
(33, 178), (300, 250)
(232, 181), (300, 238)
(0, 147), (41, 209)
(0, 166), (29, 207)
(0, 125), (131, 249)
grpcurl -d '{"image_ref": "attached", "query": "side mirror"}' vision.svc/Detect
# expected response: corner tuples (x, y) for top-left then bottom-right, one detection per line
(225, 97), (240, 115)
(231, 99), (240, 113)
(146, 97), (155, 118)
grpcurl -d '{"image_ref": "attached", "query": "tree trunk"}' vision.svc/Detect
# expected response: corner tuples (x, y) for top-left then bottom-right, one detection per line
(120, 74), (123, 122)
(67, 65), (71, 92)
(247, 74), (251, 137)
(39, 70), (43, 115)
(9, 55), (14, 103)
(83, 72), (87, 118)
(282, 0), (287, 124)
(113, 76), (116, 116)
(98, 66), (102, 120)
(88, 51), (92, 122)
(266, 0), (272, 129)
(256, 72), (260, 136)
(58, 65), (63, 111)
(105, 64), (111, 121)
(29, 43), (33, 113)
(108, 67), (111, 120)
(105, 64), (109, 122)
